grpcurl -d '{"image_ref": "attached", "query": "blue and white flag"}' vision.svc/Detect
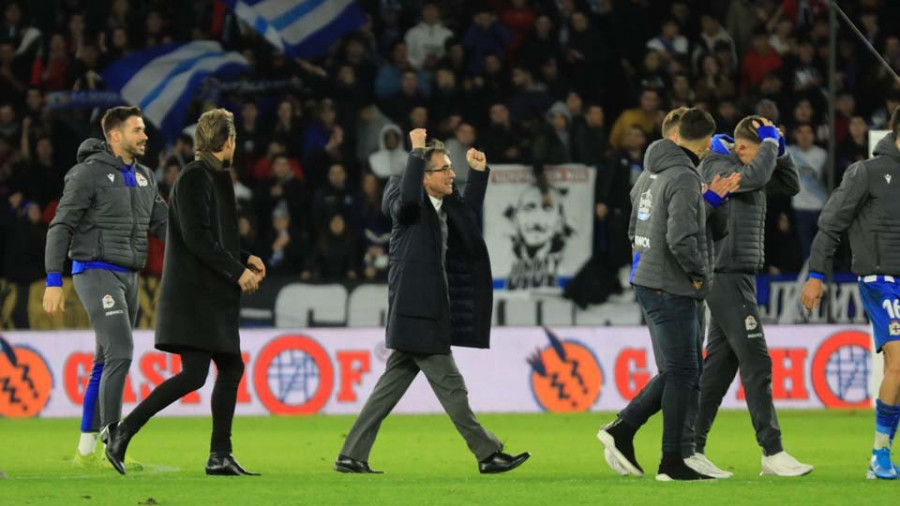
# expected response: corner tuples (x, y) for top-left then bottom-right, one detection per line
(225, 0), (366, 58)
(102, 41), (250, 142)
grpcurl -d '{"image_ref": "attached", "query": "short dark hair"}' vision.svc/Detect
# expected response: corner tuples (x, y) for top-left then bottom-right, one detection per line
(734, 115), (765, 143)
(678, 108), (716, 141)
(890, 105), (900, 136)
(661, 106), (689, 138)
(101, 106), (142, 138)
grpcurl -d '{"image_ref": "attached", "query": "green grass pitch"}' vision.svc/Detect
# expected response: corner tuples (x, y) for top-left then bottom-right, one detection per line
(0, 410), (893, 505)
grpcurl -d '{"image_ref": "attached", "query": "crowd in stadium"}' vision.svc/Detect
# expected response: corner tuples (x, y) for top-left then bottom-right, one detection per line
(0, 0), (898, 288)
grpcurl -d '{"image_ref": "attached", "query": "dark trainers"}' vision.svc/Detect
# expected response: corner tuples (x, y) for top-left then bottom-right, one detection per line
(657, 455), (715, 481)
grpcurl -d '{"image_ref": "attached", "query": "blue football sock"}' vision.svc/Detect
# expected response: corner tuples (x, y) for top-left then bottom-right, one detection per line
(80, 362), (103, 433)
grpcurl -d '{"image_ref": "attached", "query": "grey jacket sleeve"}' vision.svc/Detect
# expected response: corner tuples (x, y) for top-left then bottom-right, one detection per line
(704, 139), (778, 192)
(627, 172), (648, 244)
(706, 200), (729, 241)
(766, 153), (801, 197)
(45, 165), (93, 274)
(149, 184), (168, 241)
(666, 172), (706, 281)
(808, 161), (869, 274)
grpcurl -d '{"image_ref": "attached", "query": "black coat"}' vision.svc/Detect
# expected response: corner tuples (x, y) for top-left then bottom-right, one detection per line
(155, 157), (250, 355)
(383, 151), (493, 354)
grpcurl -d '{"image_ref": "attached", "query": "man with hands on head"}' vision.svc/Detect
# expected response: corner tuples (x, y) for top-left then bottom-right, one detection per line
(335, 128), (530, 475)
(690, 115), (812, 478)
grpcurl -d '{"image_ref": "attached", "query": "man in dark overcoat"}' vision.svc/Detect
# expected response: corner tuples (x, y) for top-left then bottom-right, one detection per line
(334, 128), (530, 474)
(104, 108), (265, 476)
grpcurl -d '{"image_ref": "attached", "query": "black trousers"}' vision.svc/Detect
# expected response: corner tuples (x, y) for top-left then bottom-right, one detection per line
(621, 287), (703, 454)
(695, 272), (783, 456)
(123, 350), (244, 454)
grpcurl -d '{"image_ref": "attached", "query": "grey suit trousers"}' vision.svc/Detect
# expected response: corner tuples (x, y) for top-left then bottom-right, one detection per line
(340, 350), (502, 462)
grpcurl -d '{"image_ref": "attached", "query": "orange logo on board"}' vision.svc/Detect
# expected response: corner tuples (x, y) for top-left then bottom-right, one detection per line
(528, 327), (603, 412)
(0, 339), (54, 418)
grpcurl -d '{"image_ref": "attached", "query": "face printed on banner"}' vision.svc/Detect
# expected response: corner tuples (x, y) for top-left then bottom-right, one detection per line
(512, 186), (565, 249)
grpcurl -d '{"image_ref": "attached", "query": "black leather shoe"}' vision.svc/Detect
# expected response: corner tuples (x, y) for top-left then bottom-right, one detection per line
(102, 422), (133, 476)
(334, 455), (383, 474)
(206, 453), (260, 476)
(478, 451), (531, 474)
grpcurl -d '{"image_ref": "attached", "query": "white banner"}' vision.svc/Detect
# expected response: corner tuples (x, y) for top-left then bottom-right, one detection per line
(483, 164), (595, 292)
(0, 325), (872, 418)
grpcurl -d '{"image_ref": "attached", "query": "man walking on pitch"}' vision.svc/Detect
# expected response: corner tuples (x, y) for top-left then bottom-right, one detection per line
(334, 128), (530, 474)
(801, 106), (900, 480)
(691, 116), (812, 477)
(105, 109), (265, 476)
(42, 106), (167, 469)
(598, 108), (736, 478)
(597, 109), (722, 481)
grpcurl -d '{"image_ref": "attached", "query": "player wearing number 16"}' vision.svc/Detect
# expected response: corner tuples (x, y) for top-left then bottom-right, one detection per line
(800, 106), (900, 480)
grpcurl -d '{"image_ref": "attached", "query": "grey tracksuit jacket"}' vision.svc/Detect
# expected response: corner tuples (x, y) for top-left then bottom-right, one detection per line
(45, 139), (167, 275)
(628, 139), (714, 299)
(809, 132), (900, 276)
(699, 135), (800, 273)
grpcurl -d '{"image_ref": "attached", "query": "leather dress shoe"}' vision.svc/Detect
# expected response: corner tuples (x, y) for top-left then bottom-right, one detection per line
(479, 451), (531, 474)
(334, 455), (383, 474)
(206, 453), (260, 476)
(102, 421), (133, 475)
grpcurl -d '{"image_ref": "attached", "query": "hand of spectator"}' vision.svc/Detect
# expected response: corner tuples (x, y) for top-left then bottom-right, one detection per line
(301, 271), (312, 281)
(567, 48), (584, 62)
(410, 128), (427, 149)
(800, 278), (824, 311)
(247, 255), (266, 280)
(364, 266), (376, 280)
(270, 184), (284, 198)
(595, 203), (609, 220)
(347, 271), (358, 281)
(42, 287), (65, 314)
(297, 59), (327, 77)
(466, 148), (487, 171)
(273, 234), (290, 250)
(504, 147), (520, 160)
(326, 126), (344, 150)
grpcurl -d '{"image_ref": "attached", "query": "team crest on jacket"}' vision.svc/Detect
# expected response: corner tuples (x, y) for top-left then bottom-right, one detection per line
(102, 295), (115, 309)
(745, 315), (758, 331)
(637, 190), (653, 221)
(136, 173), (148, 187)
(886, 174), (892, 185)
(107, 173), (115, 182)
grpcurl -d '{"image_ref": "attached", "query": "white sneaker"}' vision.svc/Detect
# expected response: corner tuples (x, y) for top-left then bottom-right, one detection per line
(604, 448), (630, 476)
(760, 451), (813, 477)
(684, 453), (733, 478)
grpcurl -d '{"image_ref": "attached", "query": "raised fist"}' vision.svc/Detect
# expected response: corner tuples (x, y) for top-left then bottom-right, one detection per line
(410, 128), (427, 149)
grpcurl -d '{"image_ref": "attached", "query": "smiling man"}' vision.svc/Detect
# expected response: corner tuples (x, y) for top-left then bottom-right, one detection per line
(42, 106), (167, 469)
(334, 129), (530, 475)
